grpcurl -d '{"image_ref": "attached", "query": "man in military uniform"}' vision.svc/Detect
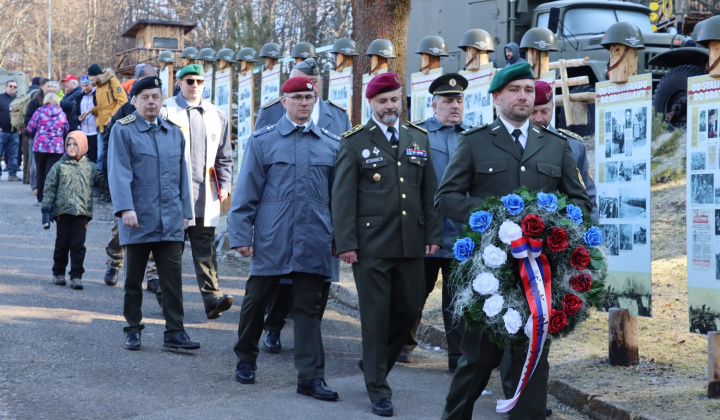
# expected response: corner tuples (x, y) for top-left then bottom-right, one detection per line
(399, 73), (469, 372)
(255, 57), (351, 354)
(332, 73), (443, 417)
(108, 77), (199, 351)
(436, 63), (591, 420)
(159, 64), (235, 320)
(229, 77), (340, 402)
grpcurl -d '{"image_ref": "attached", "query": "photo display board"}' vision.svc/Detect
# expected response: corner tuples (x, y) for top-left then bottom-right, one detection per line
(361, 68), (388, 123)
(594, 73), (653, 317)
(410, 67), (442, 122)
(329, 68), (352, 120)
(236, 71), (254, 172)
(213, 68), (232, 120)
(686, 74), (720, 334)
(159, 67), (170, 99)
(460, 63), (495, 127)
(260, 64), (281, 105)
(202, 67), (214, 103)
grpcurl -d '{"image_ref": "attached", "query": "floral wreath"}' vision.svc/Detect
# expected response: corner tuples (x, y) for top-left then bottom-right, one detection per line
(450, 187), (607, 352)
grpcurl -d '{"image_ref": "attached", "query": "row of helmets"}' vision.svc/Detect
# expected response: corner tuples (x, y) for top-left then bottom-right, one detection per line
(155, 18), (720, 65)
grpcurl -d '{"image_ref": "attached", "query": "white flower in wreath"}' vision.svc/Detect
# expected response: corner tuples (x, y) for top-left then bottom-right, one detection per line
(472, 272), (499, 295)
(482, 244), (507, 268)
(503, 308), (522, 334)
(483, 293), (505, 317)
(524, 316), (533, 338)
(498, 220), (523, 245)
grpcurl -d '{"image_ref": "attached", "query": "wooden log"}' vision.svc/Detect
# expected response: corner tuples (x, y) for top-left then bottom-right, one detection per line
(608, 44), (638, 84)
(709, 40), (720, 79)
(420, 53), (441, 74)
(264, 57), (278, 72)
(335, 53), (353, 73)
(557, 76), (590, 89)
(709, 332), (720, 398)
(463, 46), (489, 71)
(527, 48), (549, 79)
(549, 58), (588, 69)
(183, 58), (196, 67)
(608, 307), (639, 367)
(166, 64), (174, 98)
(557, 59), (588, 126)
(370, 55), (389, 75)
(554, 91), (595, 106)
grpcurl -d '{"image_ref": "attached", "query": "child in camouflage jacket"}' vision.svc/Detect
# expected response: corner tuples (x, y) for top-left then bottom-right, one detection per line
(42, 131), (107, 289)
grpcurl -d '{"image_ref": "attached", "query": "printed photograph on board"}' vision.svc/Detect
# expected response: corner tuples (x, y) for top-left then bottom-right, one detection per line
(599, 194), (619, 220)
(633, 161), (646, 181)
(602, 271), (652, 317)
(688, 287), (720, 334)
(605, 161), (618, 183)
(619, 160), (633, 182)
(632, 106), (647, 148)
(633, 224), (647, 245)
(691, 173), (714, 204)
(710, 109), (718, 139)
(612, 111), (625, 155)
(692, 152), (707, 171)
(601, 224), (619, 255)
(619, 188), (647, 218)
(620, 224), (633, 251)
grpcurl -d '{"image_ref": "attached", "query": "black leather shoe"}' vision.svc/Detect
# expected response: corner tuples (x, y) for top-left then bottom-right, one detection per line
(546, 406), (552, 417)
(297, 378), (339, 401)
(146, 278), (159, 294)
(372, 398), (393, 417)
(396, 348), (411, 363)
(123, 332), (141, 350)
(206, 294), (234, 320)
(235, 360), (256, 384)
(263, 330), (282, 353)
(104, 266), (118, 286)
(163, 331), (200, 350)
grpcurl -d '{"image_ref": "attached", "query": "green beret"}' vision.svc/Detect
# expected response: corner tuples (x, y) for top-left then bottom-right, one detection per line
(488, 62), (535, 93)
(177, 64), (205, 79)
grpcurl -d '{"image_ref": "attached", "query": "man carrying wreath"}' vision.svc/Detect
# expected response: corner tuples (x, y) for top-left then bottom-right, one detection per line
(435, 62), (591, 420)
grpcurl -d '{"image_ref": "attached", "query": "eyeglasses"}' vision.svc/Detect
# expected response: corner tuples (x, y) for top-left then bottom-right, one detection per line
(7, 85), (17, 89)
(286, 94), (315, 103)
(185, 79), (204, 86)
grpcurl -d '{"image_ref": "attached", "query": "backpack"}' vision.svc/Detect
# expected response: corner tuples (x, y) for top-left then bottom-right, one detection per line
(10, 93), (31, 129)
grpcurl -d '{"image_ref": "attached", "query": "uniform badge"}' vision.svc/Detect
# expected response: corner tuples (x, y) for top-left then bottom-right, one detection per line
(449, 78), (456, 87)
(306, 83), (313, 90)
(362, 149), (370, 158)
(373, 147), (380, 156)
(373, 173), (381, 182)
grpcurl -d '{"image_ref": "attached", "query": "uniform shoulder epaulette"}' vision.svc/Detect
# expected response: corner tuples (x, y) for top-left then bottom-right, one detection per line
(252, 124), (276, 136)
(557, 127), (585, 142)
(118, 115), (135, 125)
(327, 100), (346, 112)
(412, 118), (425, 125)
(341, 124), (363, 138)
(405, 121), (428, 134)
(539, 125), (567, 140)
(462, 123), (488, 135)
(260, 97), (281, 109)
(320, 127), (341, 141)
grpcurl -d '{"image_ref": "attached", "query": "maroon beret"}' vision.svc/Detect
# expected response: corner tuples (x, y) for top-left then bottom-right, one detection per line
(366, 72), (402, 98)
(281, 76), (314, 94)
(534, 80), (553, 106)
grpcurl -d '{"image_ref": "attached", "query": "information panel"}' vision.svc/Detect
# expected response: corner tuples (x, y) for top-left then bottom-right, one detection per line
(213, 68), (232, 119)
(328, 68), (352, 120)
(460, 63), (495, 127)
(202, 67), (214, 103)
(260, 64), (280, 105)
(410, 67), (442, 122)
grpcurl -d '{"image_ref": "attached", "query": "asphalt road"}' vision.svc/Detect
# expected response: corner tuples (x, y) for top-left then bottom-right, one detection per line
(0, 174), (585, 420)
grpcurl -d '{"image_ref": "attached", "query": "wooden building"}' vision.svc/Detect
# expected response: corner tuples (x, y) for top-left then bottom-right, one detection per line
(115, 20), (197, 77)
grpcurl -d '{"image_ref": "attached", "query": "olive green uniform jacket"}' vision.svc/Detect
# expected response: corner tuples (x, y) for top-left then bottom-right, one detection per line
(332, 119), (443, 258)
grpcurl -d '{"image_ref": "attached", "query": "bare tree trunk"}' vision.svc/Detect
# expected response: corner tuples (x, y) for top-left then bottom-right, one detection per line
(350, 0), (412, 125)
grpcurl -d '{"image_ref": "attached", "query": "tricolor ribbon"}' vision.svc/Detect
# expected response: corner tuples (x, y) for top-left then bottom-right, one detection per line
(496, 237), (552, 413)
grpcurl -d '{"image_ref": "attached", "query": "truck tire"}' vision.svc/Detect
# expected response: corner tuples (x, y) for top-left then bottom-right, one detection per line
(653, 64), (704, 130)
(557, 84), (595, 137)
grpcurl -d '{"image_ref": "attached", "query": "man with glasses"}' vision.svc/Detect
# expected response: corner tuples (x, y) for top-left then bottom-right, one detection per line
(160, 63), (234, 320)
(229, 76), (340, 402)
(0, 79), (20, 181)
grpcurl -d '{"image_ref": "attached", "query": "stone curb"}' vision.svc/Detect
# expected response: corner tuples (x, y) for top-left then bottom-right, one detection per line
(330, 282), (659, 420)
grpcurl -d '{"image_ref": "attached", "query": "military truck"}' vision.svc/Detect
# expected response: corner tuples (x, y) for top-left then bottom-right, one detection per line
(407, 0), (694, 135)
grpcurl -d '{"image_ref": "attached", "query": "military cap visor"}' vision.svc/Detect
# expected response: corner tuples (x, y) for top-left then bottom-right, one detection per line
(177, 64), (205, 79)
(429, 73), (468, 96)
(488, 62), (535, 93)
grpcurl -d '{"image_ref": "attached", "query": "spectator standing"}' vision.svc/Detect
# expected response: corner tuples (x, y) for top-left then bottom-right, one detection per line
(24, 79), (52, 193)
(60, 75), (82, 131)
(503, 42), (527, 67)
(74, 76), (98, 162)
(27, 93), (69, 205)
(41, 131), (107, 290)
(0, 79), (20, 181)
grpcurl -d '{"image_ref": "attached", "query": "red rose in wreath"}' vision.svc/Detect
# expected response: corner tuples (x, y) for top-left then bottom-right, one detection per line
(546, 227), (569, 252)
(521, 214), (545, 237)
(570, 246), (591, 270)
(562, 293), (583, 316)
(569, 273), (593, 293)
(548, 309), (568, 334)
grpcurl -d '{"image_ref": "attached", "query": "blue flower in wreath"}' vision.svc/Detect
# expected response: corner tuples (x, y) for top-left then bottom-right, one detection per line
(536, 192), (558, 212)
(566, 204), (583, 225)
(469, 211), (493, 233)
(453, 237), (475, 261)
(500, 194), (525, 215)
(583, 226), (603, 247)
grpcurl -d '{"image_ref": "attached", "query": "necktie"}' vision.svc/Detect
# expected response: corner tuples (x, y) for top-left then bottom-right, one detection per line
(297, 125), (305, 132)
(511, 128), (524, 155)
(387, 126), (399, 155)
(151, 122), (158, 131)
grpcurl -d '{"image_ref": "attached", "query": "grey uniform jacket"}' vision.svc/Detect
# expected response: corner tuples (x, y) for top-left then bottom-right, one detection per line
(108, 112), (193, 246)
(255, 98), (351, 136)
(415, 116), (470, 259)
(548, 124), (598, 222)
(229, 116), (340, 278)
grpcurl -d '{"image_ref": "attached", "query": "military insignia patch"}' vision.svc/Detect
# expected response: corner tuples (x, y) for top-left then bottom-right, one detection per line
(118, 115), (136, 125)
(372, 147), (380, 156)
(449, 78), (456, 87)
(373, 173), (381, 182)
(405, 121), (429, 134)
(576, 167), (586, 189)
(260, 97), (281, 109)
(362, 149), (370, 158)
(341, 124), (363, 138)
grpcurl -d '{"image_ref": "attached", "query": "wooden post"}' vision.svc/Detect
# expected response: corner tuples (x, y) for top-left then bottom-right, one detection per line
(709, 40), (720, 79)
(608, 307), (639, 366)
(709, 332), (720, 398)
(558, 59), (588, 125)
(420, 53), (441, 74)
(335, 53), (353, 73)
(295, 57), (303, 65)
(527, 48), (549, 79)
(607, 44), (638, 83)
(463, 46), (489, 71)
(264, 57), (278, 72)
(183, 58), (196, 67)
(370, 55), (389, 75)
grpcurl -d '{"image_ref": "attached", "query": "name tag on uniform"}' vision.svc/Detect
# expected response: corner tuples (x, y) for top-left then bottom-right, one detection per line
(366, 157), (383, 163)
